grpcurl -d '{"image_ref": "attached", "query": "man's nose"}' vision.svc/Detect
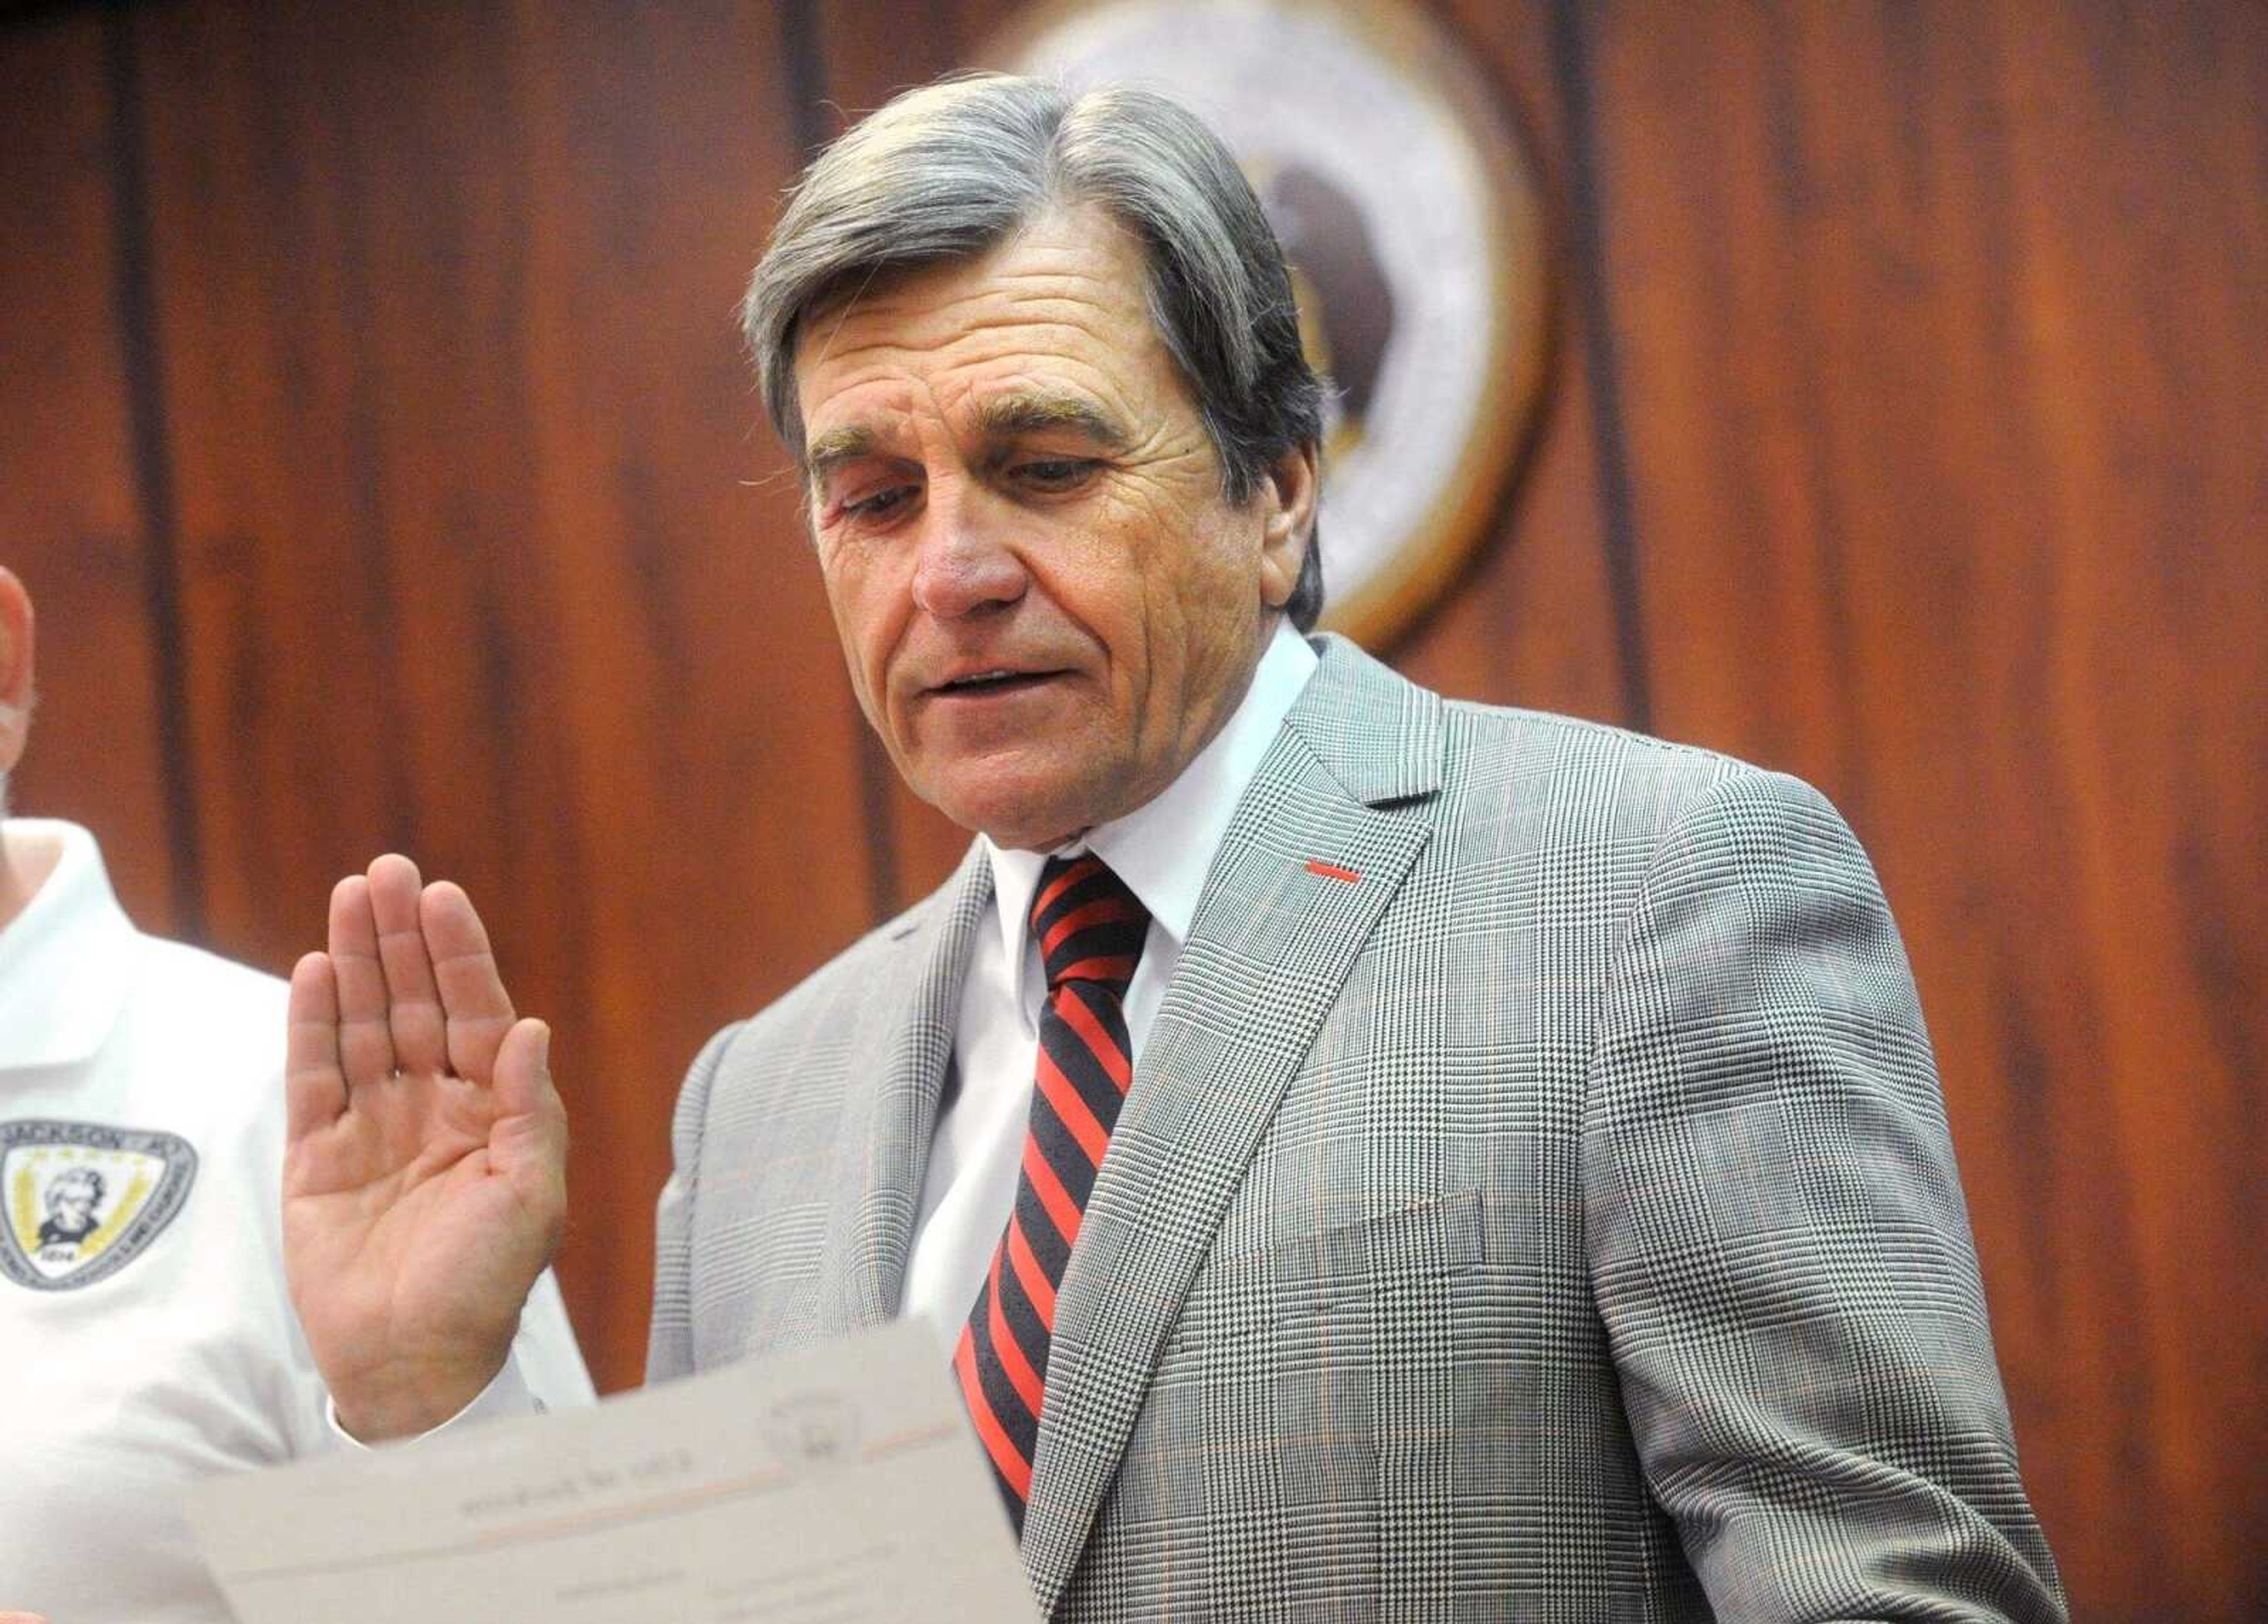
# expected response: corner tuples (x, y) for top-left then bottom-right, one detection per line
(908, 488), (1027, 619)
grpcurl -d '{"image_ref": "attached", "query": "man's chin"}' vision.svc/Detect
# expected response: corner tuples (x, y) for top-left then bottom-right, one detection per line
(921, 769), (1098, 854)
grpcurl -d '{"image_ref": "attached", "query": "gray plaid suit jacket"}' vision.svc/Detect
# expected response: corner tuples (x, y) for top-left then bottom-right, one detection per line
(649, 635), (2065, 1622)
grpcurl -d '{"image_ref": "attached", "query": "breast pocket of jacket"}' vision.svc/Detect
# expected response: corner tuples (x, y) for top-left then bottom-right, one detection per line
(1172, 1185), (1487, 1335)
(1126, 1192), (1486, 1615)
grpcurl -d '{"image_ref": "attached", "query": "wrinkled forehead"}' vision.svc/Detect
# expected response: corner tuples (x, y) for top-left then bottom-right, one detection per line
(791, 207), (1177, 445)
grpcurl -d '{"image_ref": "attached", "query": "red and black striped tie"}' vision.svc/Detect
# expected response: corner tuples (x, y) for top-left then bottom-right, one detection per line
(954, 853), (1149, 1535)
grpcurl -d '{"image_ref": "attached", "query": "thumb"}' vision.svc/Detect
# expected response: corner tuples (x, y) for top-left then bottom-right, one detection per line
(490, 1018), (566, 1202)
(491, 1017), (559, 1126)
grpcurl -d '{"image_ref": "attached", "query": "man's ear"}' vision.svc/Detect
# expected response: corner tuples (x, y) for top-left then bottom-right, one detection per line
(1255, 442), (1320, 612)
(0, 567), (34, 775)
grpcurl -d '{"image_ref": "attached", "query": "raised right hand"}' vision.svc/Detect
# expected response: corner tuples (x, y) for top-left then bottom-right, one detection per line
(283, 855), (566, 1440)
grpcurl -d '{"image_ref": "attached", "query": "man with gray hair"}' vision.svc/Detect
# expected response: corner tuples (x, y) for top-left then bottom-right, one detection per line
(286, 75), (2065, 1619)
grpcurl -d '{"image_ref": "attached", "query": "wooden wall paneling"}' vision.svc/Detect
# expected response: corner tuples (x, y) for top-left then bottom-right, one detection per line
(818, 0), (1021, 126)
(1978, 4), (2268, 1610)
(131, 0), (622, 1368)
(1574, 0), (2110, 1517)
(501, 0), (884, 1389)
(0, 10), (185, 933)
(128, 1), (425, 973)
(1401, 0), (1627, 725)
(1574, 1), (2267, 1614)
(131, 0), (882, 1393)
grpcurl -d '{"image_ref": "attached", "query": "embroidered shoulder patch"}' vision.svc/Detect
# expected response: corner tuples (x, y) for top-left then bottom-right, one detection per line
(2, 1118), (198, 1291)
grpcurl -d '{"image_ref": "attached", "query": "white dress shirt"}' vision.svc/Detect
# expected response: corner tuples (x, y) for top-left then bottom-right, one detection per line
(898, 621), (1319, 1346)
(0, 820), (595, 1620)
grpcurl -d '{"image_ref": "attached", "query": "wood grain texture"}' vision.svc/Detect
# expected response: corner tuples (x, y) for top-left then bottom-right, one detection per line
(0, 10), (184, 932)
(126, 0), (878, 1393)
(1571, 2), (2268, 1613)
(1399, 0), (1630, 723)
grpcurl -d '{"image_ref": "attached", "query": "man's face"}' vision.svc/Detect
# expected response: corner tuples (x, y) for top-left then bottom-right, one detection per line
(793, 206), (1313, 851)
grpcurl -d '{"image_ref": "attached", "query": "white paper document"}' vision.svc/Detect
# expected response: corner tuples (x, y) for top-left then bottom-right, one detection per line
(185, 1319), (1038, 1623)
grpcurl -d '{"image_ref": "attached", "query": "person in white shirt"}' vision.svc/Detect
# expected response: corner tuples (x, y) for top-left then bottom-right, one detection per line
(0, 565), (594, 1623)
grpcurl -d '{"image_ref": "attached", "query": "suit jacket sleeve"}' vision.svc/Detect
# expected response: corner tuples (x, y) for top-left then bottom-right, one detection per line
(647, 1020), (744, 1385)
(1582, 767), (2066, 1621)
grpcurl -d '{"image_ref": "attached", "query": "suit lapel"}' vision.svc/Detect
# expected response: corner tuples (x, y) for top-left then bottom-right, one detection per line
(803, 840), (994, 1343)
(1019, 638), (1444, 1613)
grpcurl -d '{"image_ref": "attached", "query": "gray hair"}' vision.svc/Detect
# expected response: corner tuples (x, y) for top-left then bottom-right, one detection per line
(741, 73), (1328, 630)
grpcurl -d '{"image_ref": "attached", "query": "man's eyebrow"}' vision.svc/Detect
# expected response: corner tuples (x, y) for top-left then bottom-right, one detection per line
(974, 392), (1134, 451)
(803, 425), (885, 483)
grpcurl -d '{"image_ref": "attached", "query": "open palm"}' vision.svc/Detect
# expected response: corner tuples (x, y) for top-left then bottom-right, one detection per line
(283, 854), (566, 1440)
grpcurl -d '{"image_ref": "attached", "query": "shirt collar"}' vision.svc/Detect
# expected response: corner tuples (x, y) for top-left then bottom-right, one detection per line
(0, 820), (138, 1075)
(983, 619), (1320, 970)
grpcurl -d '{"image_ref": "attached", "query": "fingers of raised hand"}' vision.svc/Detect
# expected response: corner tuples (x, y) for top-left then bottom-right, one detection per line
(367, 852), (448, 1075)
(285, 952), (347, 1142)
(419, 879), (518, 1083)
(328, 872), (396, 1088)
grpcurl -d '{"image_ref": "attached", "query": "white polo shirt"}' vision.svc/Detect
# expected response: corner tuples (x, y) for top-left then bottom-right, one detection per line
(0, 820), (595, 1622)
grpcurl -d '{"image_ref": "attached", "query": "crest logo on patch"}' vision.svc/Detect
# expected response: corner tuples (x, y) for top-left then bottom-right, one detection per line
(2, 1119), (197, 1291)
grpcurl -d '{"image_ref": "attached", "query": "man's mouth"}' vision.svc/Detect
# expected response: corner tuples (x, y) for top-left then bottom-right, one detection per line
(931, 668), (1060, 697)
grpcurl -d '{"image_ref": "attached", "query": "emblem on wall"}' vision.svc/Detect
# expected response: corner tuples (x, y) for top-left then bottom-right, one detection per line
(3, 1118), (198, 1290)
(984, 0), (1551, 647)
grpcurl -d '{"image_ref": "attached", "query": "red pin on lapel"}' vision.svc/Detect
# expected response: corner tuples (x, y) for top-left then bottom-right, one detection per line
(1305, 859), (1361, 883)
